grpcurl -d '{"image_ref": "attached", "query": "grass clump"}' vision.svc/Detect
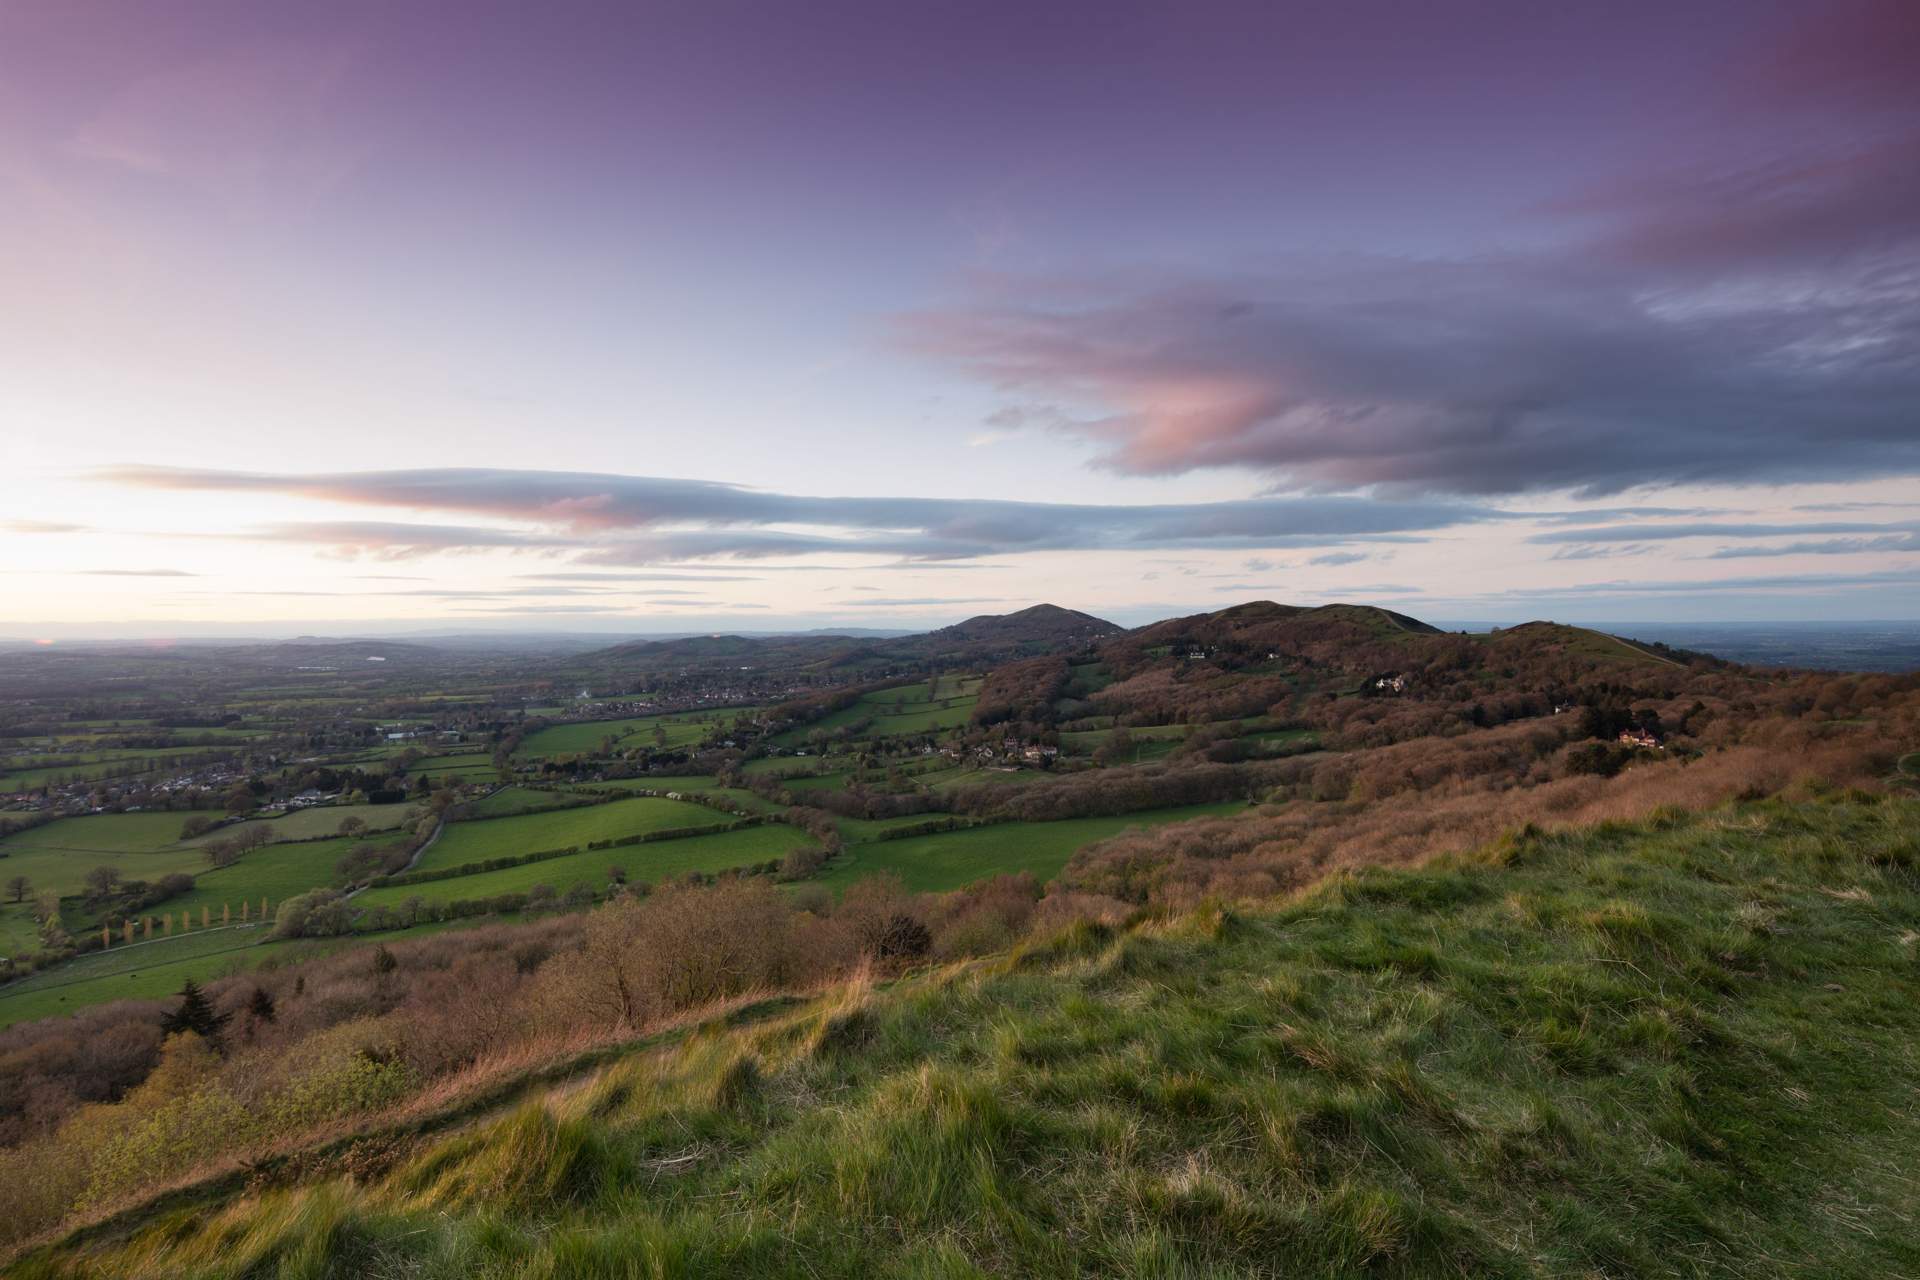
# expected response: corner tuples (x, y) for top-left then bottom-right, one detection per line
(15, 797), (1920, 1278)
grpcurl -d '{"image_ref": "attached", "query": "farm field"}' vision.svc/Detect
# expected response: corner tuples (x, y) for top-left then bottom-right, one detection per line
(0, 825), (216, 899)
(516, 708), (755, 758)
(814, 800), (1249, 893)
(462, 786), (590, 820)
(0, 811), (225, 858)
(409, 752), (495, 780)
(415, 796), (731, 872)
(183, 802), (412, 847)
(0, 924), (275, 1028)
(355, 823), (815, 908)
(0, 915), (480, 1030)
(768, 679), (982, 746)
(160, 834), (409, 924)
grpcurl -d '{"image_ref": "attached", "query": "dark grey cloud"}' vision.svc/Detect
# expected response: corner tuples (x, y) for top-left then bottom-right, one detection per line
(102, 466), (1501, 563)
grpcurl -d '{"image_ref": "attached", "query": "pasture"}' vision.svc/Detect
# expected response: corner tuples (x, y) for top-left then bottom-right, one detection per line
(355, 823), (815, 908)
(516, 708), (754, 759)
(814, 800), (1248, 893)
(183, 802), (412, 847)
(414, 796), (730, 873)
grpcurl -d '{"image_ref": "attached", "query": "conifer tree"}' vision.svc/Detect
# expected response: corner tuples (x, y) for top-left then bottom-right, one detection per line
(159, 978), (231, 1047)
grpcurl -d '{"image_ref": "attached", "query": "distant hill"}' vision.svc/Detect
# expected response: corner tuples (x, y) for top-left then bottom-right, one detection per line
(897, 604), (1122, 664)
(572, 604), (1122, 680)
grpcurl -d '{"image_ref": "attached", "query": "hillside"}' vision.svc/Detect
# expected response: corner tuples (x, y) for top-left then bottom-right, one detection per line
(14, 797), (1918, 1277)
(569, 604), (1121, 685)
(896, 602), (1122, 663)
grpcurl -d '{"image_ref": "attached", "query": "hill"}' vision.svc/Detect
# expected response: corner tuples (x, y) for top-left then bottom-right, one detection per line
(897, 603), (1122, 663)
(569, 604), (1122, 686)
(13, 797), (1918, 1276)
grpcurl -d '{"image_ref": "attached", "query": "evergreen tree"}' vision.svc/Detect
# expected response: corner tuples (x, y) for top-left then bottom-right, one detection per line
(159, 978), (231, 1046)
(245, 985), (277, 1025)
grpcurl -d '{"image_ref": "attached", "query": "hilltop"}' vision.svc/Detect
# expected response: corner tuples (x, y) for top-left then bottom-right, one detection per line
(13, 798), (1919, 1277)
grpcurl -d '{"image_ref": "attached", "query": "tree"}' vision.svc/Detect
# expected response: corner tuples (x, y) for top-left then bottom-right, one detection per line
(243, 985), (277, 1031)
(159, 978), (231, 1047)
(83, 865), (122, 900)
(178, 814), (216, 841)
(4, 875), (29, 904)
(223, 783), (255, 814)
(336, 815), (368, 839)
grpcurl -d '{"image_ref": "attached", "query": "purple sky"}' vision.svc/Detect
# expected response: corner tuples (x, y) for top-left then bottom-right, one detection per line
(3, 0), (1916, 635)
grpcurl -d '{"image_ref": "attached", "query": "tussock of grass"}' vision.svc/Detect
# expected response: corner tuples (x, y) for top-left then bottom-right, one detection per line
(17, 797), (1920, 1278)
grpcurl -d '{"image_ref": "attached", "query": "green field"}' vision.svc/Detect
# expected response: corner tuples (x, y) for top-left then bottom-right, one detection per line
(517, 708), (753, 759)
(416, 796), (731, 872)
(184, 802), (412, 848)
(355, 823), (816, 908)
(0, 925), (276, 1028)
(0, 822), (216, 900)
(0, 914), (474, 1030)
(0, 811), (226, 858)
(160, 835), (409, 924)
(461, 786), (590, 820)
(769, 679), (982, 747)
(816, 801), (1249, 892)
(409, 752), (496, 779)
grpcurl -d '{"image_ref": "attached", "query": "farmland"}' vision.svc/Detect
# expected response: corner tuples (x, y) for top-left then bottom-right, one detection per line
(355, 823), (814, 908)
(816, 801), (1249, 892)
(413, 795), (735, 872)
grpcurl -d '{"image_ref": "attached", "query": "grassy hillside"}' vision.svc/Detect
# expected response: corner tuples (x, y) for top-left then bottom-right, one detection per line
(17, 797), (1919, 1277)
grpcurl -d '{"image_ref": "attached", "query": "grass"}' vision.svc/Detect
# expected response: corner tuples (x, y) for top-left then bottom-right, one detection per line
(184, 803), (411, 848)
(461, 787), (591, 820)
(769, 680), (982, 747)
(162, 836), (408, 923)
(22, 797), (1920, 1277)
(354, 824), (816, 907)
(417, 798), (730, 873)
(0, 926), (276, 1028)
(816, 801), (1249, 892)
(0, 831), (213, 901)
(517, 709), (752, 759)
(0, 812), (226, 858)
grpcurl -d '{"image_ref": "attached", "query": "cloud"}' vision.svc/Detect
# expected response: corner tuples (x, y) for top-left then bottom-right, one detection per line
(77, 568), (198, 577)
(843, 597), (1006, 607)
(1308, 551), (1370, 566)
(894, 252), (1920, 497)
(891, 4), (1920, 499)
(1458, 567), (1920, 600)
(1530, 521), (1918, 544)
(1706, 534), (1919, 559)
(1548, 544), (1656, 561)
(4, 520), (85, 534)
(515, 572), (756, 583)
(102, 466), (1502, 562)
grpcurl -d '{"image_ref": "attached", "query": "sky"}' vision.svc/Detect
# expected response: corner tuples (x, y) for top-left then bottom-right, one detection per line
(2, 0), (1917, 638)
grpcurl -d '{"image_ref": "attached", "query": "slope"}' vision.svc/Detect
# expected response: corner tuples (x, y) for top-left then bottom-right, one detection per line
(19, 796), (1920, 1278)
